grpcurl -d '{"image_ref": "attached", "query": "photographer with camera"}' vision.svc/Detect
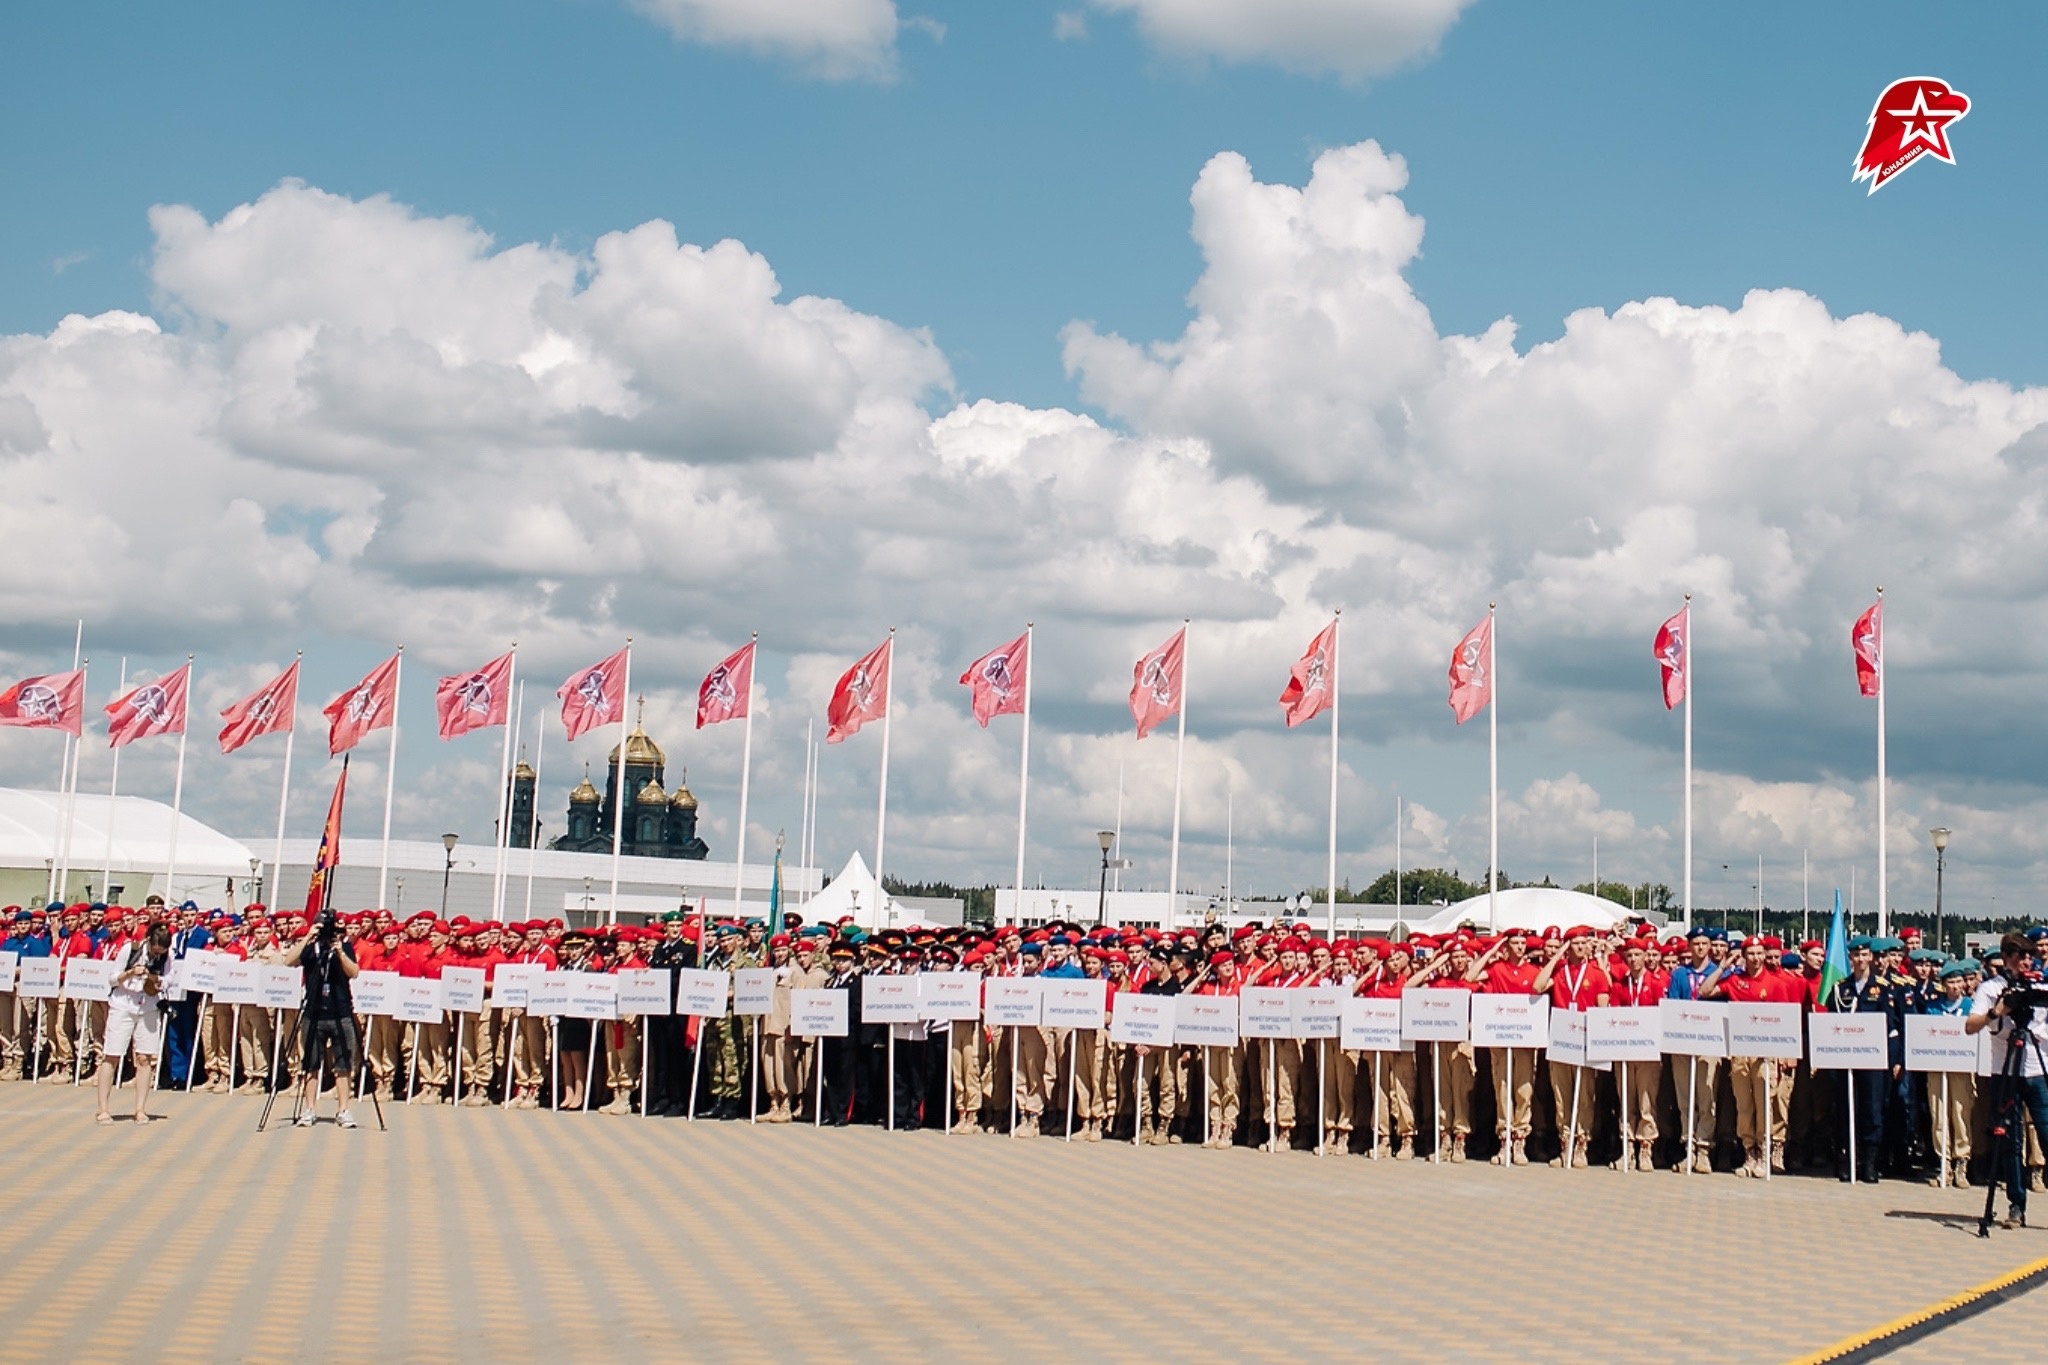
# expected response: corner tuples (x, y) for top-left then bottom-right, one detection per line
(93, 922), (171, 1124)
(1965, 931), (2048, 1227)
(284, 908), (362, 1128)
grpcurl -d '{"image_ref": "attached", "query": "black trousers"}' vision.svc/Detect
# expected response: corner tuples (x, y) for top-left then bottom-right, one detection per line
(820, 1035), (858, 1123)
(647, 1015), (689, 1109)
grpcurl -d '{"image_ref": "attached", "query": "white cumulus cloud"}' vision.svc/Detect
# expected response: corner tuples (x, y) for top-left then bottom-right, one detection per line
(627, 0), (901, 79)
(1088, 0), (1475, 80)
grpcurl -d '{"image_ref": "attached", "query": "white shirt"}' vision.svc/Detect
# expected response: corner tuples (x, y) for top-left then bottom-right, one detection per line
(1970, 976), (2048, 1078)
(106, 941), (152, 1016)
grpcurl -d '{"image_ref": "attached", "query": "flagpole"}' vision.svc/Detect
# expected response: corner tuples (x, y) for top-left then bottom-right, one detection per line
(1168, 620), (1188, 912)
(490, 646), (518, 922)
(1327, 611), (1340, 940)
(733, 633), (757, 922)
(1873, 585), (1888, 938)
(798, 718), (814, 908)
(1015, 623), (1033, 908)
(873, 629), (895, 928)
(1113, 756), (1124, 893)
(609, 638), (632, 926)
(377, 646), (403, 909)
(163, 656), (192, 901)
(56, 657), (88, 901)
(101, 658), (128, 898)
(1683, 594), (1693, 928)
(272, 652), (300, 905)
(523, 684), (542, 920)
(48, 619), (82, 903)
(1487, 603), (1498, 932)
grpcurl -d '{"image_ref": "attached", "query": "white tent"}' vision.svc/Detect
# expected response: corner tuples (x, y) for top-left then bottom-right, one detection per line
(799, 850), (902, 929)
(1413, 886), (1633, 936)
(0, 787), (257, 905)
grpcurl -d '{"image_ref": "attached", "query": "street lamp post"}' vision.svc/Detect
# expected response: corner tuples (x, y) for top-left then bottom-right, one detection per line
(1929, 826), (1950, 951)
(1095, 830), (1115, 928)
(441, 832), (460, 916)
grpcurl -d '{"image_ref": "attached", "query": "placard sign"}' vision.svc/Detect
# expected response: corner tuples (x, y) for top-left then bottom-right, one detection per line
(182, 949), (223, 996)
(563, 974), (618, 1021)
(1239, 987), (1296, 1040)
(917, 971), (981, 1022)
(1728, 1002), (1802, 1060)
(1545, 1009), (1609, 1071)
(675, 968), (730, 1018)
(733, 968), (775, 1016)
(1905, 1014), (1977, 1073)
(212, 961), (263, 1007)
(492, 963), (539, 1010)
(17, 957), (60, 1000)
(615, 969), (673, 1017)
(1808, 1013), (1887, 1070)
(393, 978), (445, 1024)
(352, 969), (400, 1017)
(1400, 989), (1470, 1042)
(1110, 991), (1174, 1046)
(440, 966), (487, 1015)
(861, 975), (921, 1025)
(526, 971), (570, 1017)
(1340, 997), (1404, 1052)
(1586, 1006), (1663, 1062)
(790, 988), (848, 1038)
(1174, 993), (1238, 1047)
(260, 964), (302, 1010)
(985, 977), (1045, 1028)
(61, 957), (116, 1003)
(1470, 994), (1549, 1049)
(1043, 979), (1107, 1030)
(1295, 988), (1344, 1041)
(1659, 1000), (1729, 1058)
(0, 950), (18, 991)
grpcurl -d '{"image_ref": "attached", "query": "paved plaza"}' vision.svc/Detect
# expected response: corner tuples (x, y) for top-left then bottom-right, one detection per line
(1, 1084), (2040, 1364)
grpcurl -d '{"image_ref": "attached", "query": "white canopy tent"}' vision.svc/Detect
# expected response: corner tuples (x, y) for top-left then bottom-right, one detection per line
(1413, 886), (1634, 936)
(801, 850), (899, 930)
(0, 787), (258, 905)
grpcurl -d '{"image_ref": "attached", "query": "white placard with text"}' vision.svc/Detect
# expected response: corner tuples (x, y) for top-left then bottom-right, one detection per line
(392, 977), (445, 1024)
(733, 968), (775, 1016)
(1112, 992), (1175, 1046)
(917, 971), (982, 1022)
(1586, 1006), (1663, 1062)
(615, 969), (673, 1016)
(1906, 1014), (1977, 1073)
(1294, 987), (1344, 1041)
(675, 967), (730, 1017)
(259, 964), (301, 1010)
(212, 960), (263, 1007)
(985, 977), (1045, 1029)
(861, 974), (921, 1024)
(492, 963), (539, 1010)
(1341, 997), (1404, 1052)
(1545, 1009), (1610, 1071)
(440, 966), (487, 1015)
(563, 973), (618, 1021)
(61, 957), (116, 1002)
(790, 988), (848, 1037)
(0, 950), (18, 991)
(352, 969), (400, 1017)
(1470, 994), (1550, 1049)
(182, 948), (224, 996)
(1043, 979), (1107, 1030)
(1728, 1002), (1803, 1060)
(1173, 993), (1238, 1047)
(1659, 999), (1730, 1058)
(1238, 986), (1295, 1040)
(1808, 1013), (1888, 1070)
(1400, 989), (1471, 1042)
(526, 971), (570, 1017)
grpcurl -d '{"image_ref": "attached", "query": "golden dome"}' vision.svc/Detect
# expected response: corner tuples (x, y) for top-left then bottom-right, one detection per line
(668, 781), (698, 811)
(513, 760), (537, 783)
(608, 723), (666, 768)
(635, 778), (667, 806)
(569, 775), (600, 805)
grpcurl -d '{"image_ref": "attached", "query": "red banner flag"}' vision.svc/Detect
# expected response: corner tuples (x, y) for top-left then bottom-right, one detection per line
(696, 641), (755, 729)
(959, 630), (1029, 728)
(559, 646), (629, 742)
(322, 653), (400, 756)
(304, 759), (348, 915)
(1278, 620), (1337, 728)
(106, 663), (190, 748)
(1653, 606), (1688, 711)
(1852, 600), (1882, 698)
(1447, 614), (1492, 725)
(827, 637), (892, 744)
(0, 669), (85, 736)
(1130, 628), (1185, 739)
(436, 650), (514, 740)
(219, 660), (298, 754)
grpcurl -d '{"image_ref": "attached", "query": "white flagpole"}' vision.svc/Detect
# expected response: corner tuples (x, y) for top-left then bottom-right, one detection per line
(1015, 623), (1033, 907)
(271, 652), (300, 903)
(523, 684), (542, 920)
(1487, 604), (1498, 931)
(377, 647), (404, 908)
(733, 633), (757, 921)
(1683, 595), (1693, 928)
(1326, 611), (1340, 940)
(1112, 757), (1124, 893)
(1395, 792), (1403, 921)
(48, 620), (82, 902)
(55, 655), (87, 899)
(609, 639), (633, 925)
(1874, 586), (1888, 938)
(163, 657), (192, 900)
(797, 719), (814, 908)
(1168, 620), (1188, 909)
(874, 629), (895, 927)
(101, 658), (127, 897)
(490, 646), (518, 921)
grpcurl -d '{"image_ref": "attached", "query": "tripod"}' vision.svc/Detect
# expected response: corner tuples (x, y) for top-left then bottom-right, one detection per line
(1976, 1019), (2046, 1238)
(257, 1030), (388, 1133)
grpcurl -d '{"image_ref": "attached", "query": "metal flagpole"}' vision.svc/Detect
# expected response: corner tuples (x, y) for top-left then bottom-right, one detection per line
(271, 653), (300, 904)
(163, 659), (191, 899)
(490, 646), (518, 921)
(377, 647), (403, 908)
(101, 658), (127, 896)
(1683, 596), (1693, 929)
(523, 687), (542, 919)
(1168, 620), (1188, 912)
(733, 633), (757, 922)
(797, 719), (814, 907)
(1802, 849), (1810, 944)
(1873, 586), (1888, 938)
(1327, 610), (1340, 940)
(1113, 758), (1124, 893)
(1487, 604), (1498, 931)
(1015, 624), (1032, 917)
(54, 661), (87, 900)
(48, 620), (82, 902)
(608, 639), (632, 926)
(874, 629), (895, 926)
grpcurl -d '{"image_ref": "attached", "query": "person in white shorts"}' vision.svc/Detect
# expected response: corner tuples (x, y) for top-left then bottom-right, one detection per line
(96, 923), (170, 1125)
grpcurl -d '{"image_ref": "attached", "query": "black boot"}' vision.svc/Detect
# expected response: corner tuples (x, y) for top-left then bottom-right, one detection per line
(1858, 1148), (1880, 1184)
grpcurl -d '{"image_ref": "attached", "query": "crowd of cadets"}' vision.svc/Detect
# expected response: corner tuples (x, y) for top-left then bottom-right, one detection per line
(4, 897), (2043, 1188)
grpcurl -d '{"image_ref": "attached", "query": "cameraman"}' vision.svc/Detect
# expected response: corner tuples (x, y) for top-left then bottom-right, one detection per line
(1966, 931), (2048, 1226)
(284, 909), (362, 1129)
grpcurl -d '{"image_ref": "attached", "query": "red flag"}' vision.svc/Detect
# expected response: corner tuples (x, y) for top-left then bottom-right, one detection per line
(1447, 614), (1492, 725)
(696, 642), (755, 729)
(1130, 628), (1185, 739)
(1278, 620), (1337, 728)
(106, 663), (190, 748)
(323, 653), (400, 756)
(1852, 600), (1882, 697)
(0, 669), (85, 736)
(827, 637), (892, 744)
(304, 759), (348, 915)
(1653, 606), (1688, 711)
(559, 646), (629, 742)
(436, 651), (513, 740)
(959, 631), (1029, 728)
(219, 660), (299, 754)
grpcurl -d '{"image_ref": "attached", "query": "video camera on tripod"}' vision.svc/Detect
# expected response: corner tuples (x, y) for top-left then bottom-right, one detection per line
(1991, 962), (2048, 1027)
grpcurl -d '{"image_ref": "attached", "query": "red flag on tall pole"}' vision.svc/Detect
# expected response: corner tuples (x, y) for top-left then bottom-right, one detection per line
(696, 641), (755, 729)
(1653, 606), (1689, 710)
(827, 637), (892, 744)
(106, 663), (191, 748)
(959, 631), (1029, 728)
(1278, 620), (1337, 728)
(0, 669), (85, 735)
(304, 758), (348, 915)
(322, 653), (400, 755)
(558, 647), (630, 742)
(219, 660), (298, 754)
(1130, 628), (1186, 739)
(1447, 615), (1493, 724)
(1852, 600), (1883, 697)
(435, 650), (514, 739)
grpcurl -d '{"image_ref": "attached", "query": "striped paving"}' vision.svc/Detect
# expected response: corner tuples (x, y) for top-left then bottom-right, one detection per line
(0, 1082), (2037, 1363)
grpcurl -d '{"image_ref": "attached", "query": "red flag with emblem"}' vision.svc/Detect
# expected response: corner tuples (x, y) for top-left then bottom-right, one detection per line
(696, 641), (755, 729)
(1653, 606), (1689, 711)
(1447, 615), (1492, 725)
(106, 663), (191, 748)
(0, 669), (86, 736)
(827, 637), (891, 744)
(1130, 628), (1185, 739)
(1852, 600), (1882, 698)
(1278, 620), (1337, 728)
(322, 653), (400, 756)
(219, 660), (298, 754)
(959, 631), (1029, 728)
(436, 650), (513, 740)
(558, 646), (630, 742)
(304, 758), (348, 915)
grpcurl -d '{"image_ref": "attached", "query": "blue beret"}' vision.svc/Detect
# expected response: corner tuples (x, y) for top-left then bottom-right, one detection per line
(1019, 942), (1043, 956)
(1686, 925), (1710, 939)
(1909, 948), (1945, 963)
(1939, 961), (1971, 979)
(2025, 927), (2048, 941)
(744, 918), (764, 929)
(45, 901), (65, 913)
(1780, 953), (1802, 970)
(1705, 927), (1728, 942)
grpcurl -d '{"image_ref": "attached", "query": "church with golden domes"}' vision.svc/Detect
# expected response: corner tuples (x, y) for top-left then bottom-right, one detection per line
(507, 698), (710, 860)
